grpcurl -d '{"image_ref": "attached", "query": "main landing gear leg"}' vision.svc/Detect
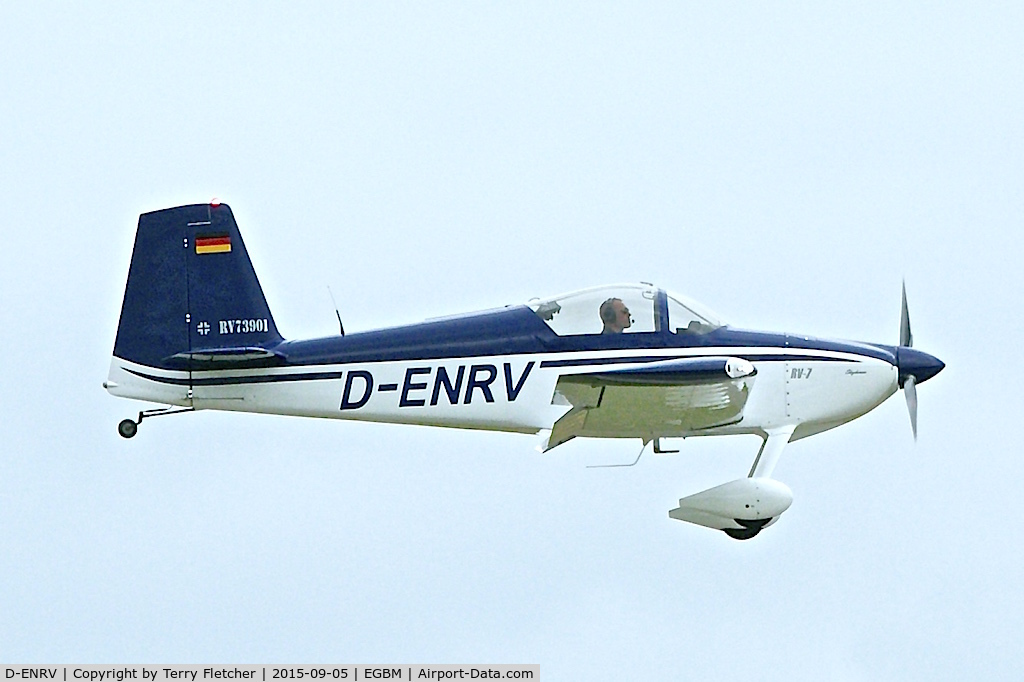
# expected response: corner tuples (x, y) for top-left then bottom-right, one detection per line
(747, 425), (796, 479)
(118, 407), (195, 439)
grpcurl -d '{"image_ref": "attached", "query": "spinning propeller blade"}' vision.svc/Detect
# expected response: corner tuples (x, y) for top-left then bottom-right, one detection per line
(900, 280), (913, 348)
(896, 282), (943, 440)
(904, 375), (918, 441)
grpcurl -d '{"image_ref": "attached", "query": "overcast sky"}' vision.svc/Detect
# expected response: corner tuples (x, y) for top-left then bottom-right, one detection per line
(2, 2), (1022, 680)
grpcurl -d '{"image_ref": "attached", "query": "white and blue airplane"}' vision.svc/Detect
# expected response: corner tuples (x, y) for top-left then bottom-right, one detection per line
(105, 203), (944, 539)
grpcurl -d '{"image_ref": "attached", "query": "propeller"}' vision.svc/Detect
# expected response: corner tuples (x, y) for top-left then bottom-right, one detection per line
(904, 374), (918, 440)
(900, 281), (913, 348)
(896, 281), (944, 440)
(900, 281), (916, 439)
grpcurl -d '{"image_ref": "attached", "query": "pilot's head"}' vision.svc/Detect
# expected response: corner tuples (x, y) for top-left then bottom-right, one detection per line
(600, 298), (632, 333)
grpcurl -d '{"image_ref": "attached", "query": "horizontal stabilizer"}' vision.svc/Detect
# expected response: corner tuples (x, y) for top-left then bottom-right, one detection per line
(169, 346), (283, 365)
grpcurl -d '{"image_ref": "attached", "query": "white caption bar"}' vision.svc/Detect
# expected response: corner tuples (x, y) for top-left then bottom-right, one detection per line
(2, 667), (538, 682)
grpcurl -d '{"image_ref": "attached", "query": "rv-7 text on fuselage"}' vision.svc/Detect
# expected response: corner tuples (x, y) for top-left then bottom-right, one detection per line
(105, 203), (944, 539)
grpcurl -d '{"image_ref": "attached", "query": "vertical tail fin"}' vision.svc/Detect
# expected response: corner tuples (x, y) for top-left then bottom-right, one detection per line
(112, 203), (283, 371)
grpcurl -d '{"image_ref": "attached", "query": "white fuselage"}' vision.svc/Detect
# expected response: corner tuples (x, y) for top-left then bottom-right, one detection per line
(106, 343), (898, 441)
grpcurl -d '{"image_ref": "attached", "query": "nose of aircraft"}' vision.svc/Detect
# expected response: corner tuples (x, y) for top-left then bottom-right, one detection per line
(897, 347), (945, 385)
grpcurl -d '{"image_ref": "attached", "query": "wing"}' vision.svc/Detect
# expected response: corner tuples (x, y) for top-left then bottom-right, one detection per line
(543, 356), (757, 451)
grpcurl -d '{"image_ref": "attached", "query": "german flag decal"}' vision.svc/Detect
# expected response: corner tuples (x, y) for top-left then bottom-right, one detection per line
(195, 234), (231, 255)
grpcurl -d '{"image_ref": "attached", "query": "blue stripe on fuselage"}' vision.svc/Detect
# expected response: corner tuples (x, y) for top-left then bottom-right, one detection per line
(125, 306), (897, 389)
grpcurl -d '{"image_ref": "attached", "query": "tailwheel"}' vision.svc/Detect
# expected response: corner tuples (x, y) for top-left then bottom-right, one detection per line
(116, 406), (195, 439)
(118, 419), (138, 439)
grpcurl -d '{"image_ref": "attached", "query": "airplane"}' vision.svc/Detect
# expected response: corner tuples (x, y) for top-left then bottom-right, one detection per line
(105, 202), (945, 539)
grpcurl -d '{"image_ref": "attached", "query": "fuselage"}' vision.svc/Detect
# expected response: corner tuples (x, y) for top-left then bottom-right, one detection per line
(107, 301), (910, 443)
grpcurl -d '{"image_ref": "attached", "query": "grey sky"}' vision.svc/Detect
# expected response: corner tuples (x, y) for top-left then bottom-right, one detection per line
(1, 2), (1021, 679)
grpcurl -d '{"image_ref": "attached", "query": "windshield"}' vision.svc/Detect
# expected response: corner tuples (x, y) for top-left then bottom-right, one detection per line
(666, 292), (722, 334)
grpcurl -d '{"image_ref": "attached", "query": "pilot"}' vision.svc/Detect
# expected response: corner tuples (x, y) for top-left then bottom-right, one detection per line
(600, 298), (632, 334)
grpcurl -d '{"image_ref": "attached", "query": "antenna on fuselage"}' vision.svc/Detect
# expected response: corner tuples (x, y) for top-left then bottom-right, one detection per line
(327, 286), (345, 336)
